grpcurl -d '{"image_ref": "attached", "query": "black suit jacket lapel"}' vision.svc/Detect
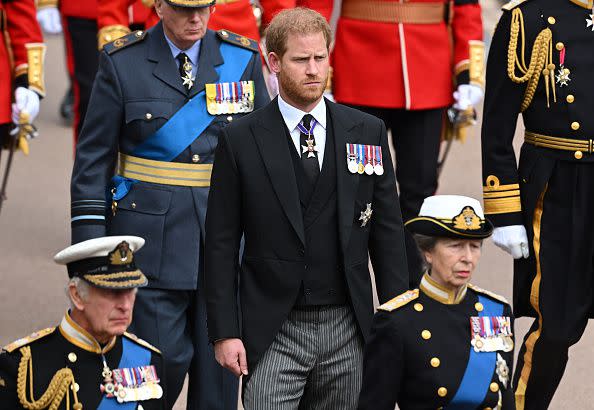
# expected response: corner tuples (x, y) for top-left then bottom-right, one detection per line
(253, 100), (305, 245)
(189, 30), (221, 98)
(328, 100), (362, 256)
(147, 22), (188, 96)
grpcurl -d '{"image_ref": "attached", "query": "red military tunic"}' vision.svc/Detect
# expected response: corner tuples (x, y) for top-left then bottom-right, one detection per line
(0, 0), (44, 124)
(258, 0), (333, 27)
(98, 0), (261, 49)
(332, 0), (483, 110)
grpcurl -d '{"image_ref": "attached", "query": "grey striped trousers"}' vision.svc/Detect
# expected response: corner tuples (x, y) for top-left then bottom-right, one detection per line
(243, 305), (364, 410)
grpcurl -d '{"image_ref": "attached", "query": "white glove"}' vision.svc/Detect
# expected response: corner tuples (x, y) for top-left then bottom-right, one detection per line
(453, 84), (484, 110)
(492, 225), (529, 259)
(12, 87), (40, 124)
(37, 7), (62, 34)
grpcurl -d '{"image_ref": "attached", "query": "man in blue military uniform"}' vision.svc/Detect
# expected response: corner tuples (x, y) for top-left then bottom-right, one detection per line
(69, 0), (269, 408)
(0, 236), (166, 410)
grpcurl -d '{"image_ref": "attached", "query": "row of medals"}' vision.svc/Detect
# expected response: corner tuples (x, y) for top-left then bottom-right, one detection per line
(347, 146), (384, 175)
(101, 365), (163, 403)
(207, 81), (255, 115)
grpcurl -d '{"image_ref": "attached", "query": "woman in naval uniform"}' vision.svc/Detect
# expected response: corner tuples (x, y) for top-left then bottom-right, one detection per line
(358, 195), (515, 409)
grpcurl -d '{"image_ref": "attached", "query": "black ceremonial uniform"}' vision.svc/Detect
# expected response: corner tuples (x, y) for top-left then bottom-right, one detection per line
(0, 313), (165, 410)
(70, 22), (269, 408)
(358, 274), (515, 410)
(481, 0), (594, 408)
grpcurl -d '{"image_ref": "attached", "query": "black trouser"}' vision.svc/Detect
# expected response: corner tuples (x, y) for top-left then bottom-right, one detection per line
(513, 148), (594, 409)
(348, 106), (444, 287)
(63, 17), (99, 143)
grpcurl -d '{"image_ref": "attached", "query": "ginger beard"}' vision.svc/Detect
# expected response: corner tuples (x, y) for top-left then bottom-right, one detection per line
(277, 69), (328, 108)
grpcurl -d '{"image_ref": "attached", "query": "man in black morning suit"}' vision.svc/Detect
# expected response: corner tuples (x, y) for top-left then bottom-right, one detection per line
(205, 8), (409, 409)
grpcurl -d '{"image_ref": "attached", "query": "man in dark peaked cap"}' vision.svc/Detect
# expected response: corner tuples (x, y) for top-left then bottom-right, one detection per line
(69, 0), (269, 407)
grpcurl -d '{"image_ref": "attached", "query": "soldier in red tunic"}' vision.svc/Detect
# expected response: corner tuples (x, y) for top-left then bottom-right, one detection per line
(331, 0), (485, 285)
(1, 0), (45, 145)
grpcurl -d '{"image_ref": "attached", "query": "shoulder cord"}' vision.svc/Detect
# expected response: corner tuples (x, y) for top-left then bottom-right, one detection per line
(16, 346), (82, 410)
(507, 8), (555, 111)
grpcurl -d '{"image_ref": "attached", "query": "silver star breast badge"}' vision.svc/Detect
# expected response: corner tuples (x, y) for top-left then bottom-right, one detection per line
(359, 203), (373, 227)
(587, 14), (594, 31)
(496, 353), (509, 388)
(555, 66), (571, 86)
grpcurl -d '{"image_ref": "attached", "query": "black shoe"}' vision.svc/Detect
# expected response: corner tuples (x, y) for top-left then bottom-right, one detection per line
(60, 87), (74, 125)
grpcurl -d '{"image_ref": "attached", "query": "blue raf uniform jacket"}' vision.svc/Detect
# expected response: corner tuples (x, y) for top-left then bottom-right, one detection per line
(70, 22), (269, 290)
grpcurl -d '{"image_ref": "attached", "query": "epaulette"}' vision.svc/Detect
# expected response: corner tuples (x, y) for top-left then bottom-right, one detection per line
(2, 327), (55, 353)
(217, 29), (259, 52)
(502, 0), (531, 11)
(377, 289), (419, 312)
(124, 332), (161, 354)
(104, 30), (147, 55)
(468, 283), (509, 305)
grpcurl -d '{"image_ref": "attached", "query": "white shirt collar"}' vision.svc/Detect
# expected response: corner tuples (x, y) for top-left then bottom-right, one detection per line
(277, 94), (327, 133)
(163, 33), (201, 67)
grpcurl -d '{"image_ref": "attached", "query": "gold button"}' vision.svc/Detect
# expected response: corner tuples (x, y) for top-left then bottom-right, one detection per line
(430, 357), (441, 367)
(68, 352), (77, 363)
(475, 302), (484, 312)
(226, 116), (233, 122)
(145, 113), (152, 120)
(556, 42), (564, 51)
(564, 68), (570, 75)
(192, 154), (200, 163)
(136, 31), (143, 37)
(438, 387), (448, 397)
(567, 94), (575, 103)
(571, 121), (580, 130)
(414, 303), (424, 312)
(575, 151), (583, 160)
(490, 382), (500, 392)
(548, 16), (556, 24)
(71, 382), (80, 392)
(421, 330), (432, 340)
(131, 202), (137, 209)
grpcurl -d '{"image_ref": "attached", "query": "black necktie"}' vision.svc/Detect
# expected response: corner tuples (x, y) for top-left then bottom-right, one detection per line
(299, 114), (320, 184)
(176, 52), (193, 91)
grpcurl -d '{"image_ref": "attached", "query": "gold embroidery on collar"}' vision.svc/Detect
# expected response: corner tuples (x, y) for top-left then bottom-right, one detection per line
(60, 312), (116, 354)
(420, 273), (467, 305)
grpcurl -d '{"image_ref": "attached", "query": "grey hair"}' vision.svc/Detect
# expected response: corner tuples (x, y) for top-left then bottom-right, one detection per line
(413, 234), (440, 272)
(66, 277), (91, 308)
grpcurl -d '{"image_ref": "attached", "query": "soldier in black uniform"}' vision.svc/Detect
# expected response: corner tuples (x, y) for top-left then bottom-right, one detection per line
(0, 236), (166, 410)
(358, 195), (515, 410)
(481, 0), (594, 408)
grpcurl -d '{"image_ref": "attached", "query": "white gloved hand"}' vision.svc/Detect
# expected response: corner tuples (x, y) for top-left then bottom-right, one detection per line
(37, 7), (62, 34)
(492, 225), (529, 259)
(453, 84), (484, 110)
(12, 87), (40, 124)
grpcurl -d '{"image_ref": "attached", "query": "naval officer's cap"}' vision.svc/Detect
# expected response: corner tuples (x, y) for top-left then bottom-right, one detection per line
(54, 236), (148, 289)
(405, 195), (494, 239)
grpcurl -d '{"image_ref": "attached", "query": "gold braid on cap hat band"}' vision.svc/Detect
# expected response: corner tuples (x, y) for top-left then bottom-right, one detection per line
(507, 8), (554, 111)
(17, 346), (82, 410)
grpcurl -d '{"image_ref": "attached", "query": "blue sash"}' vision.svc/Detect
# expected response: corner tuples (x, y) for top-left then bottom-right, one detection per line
(132, 42), (253, 161)
(110, 42), (252, 200)
(446, 295), (503, 409)
(97, 337), (152, 410)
